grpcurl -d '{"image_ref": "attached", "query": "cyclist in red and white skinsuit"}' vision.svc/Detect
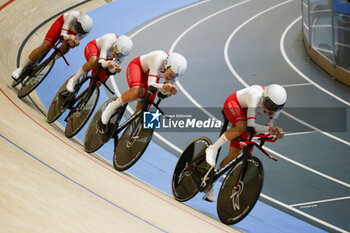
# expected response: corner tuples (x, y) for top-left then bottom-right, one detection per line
(65, 33), (133, 92)
(11, 11), (93, 80)
(98, 50), (187, 133)
(203, 84), (287, 202)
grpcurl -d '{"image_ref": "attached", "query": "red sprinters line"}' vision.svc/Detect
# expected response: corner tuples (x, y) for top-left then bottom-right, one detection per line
(0, 88), (230, 232)
(0, 0), (15, 11)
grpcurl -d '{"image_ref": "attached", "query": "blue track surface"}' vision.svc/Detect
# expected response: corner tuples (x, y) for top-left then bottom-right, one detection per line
(35, 0), (325, 232)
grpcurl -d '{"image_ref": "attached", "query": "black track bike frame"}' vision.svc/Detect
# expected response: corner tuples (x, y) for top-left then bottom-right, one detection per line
(188, 111), (278, 191)
(111, 86), (168, 137)
(63, 65), (115, 122)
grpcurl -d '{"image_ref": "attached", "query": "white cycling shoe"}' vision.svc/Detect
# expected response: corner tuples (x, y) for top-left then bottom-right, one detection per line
(205, 145), (218, 167)
(11, 67), (23, 80)
(203, 186), (216, 202)
(66, 78), (78, 93)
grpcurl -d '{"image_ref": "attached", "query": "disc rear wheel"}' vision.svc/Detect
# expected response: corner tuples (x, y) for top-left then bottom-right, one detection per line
(171, 137), (212, 202)
(47, 78), (73, 123)
(84, 97), (121, 153)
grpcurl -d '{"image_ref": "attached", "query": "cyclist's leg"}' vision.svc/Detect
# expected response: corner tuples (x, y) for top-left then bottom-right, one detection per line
(67, 42), (98, 92)
(203, 140), (243, 203)
(206, 93), (247, 167)
(28, 40), (53, 62)
(204, 94), (248, 202)
(12, 16), (63, 80)
(100, 57), (145, 125)
(56, 42), (70, 58)
(29, 15), (63, 63)
(11, 40), (53, 80)
(100, 86), (143, 125)
(219, 144), (242, 168)
(134, 99), (144, 114)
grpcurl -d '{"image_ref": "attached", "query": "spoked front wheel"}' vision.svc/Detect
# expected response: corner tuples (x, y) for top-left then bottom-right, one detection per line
(113, 111), (154, 171)
(217, 156), (264, 225)
(171, 137), (212, 202)
(47, 78), (74, 123)
(65, 86), (99, 138)
(17, 58), (55, 98)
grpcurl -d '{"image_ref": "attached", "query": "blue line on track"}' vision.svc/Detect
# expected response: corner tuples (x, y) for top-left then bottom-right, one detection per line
(0, 133), (168, 233)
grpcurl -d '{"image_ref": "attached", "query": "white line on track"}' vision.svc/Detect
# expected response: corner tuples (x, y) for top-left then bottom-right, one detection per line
(168, 0), (349, 231)
(263, 146), (350, 188)
(224, 1), (350, 146)
(282, 110), (350, 146)
(282, 83), (313, 87)
(129, 0), (211, 38)
(261, 194), (349, 233)
(280, 16), (350, 106)
(110, 0), (214, 154)
(109, 1), (349, 231)
(290, 196), (350, 207)
(284, 130), (317, 136)
(170, 0), (252, 120)
(222, 0), (350, 186)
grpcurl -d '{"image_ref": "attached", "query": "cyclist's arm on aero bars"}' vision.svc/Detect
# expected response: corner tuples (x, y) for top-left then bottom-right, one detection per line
(148, 75), (163, 90)
(147, 57), (164, 90)
(60, 12), (77, 40)
(148, 72), (177, 93)
(98, 35), (118, 73)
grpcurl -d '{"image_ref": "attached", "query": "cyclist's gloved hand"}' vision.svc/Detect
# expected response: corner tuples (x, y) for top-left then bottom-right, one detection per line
(66, 35), (76, 47)
(104, 61), (121, 74)
(163, 83), (177, 95)
(269, 126), (284, 139)
(205, 145), (218, 167)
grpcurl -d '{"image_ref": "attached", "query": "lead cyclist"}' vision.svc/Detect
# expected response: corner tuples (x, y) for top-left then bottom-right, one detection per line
(203, 84), (287, 202)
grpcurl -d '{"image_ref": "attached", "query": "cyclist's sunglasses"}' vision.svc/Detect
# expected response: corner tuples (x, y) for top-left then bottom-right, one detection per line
(166, 66), (178, 78)
(113, 47), (126, 57)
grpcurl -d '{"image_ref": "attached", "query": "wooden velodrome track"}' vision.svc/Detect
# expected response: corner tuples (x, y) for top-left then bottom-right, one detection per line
(0, 0), (241, 232)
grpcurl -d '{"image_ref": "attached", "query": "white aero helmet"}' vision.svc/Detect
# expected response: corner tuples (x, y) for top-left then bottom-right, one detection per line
(263, 84), (287, 111)
(165, 52), (187, 76)
(113, 35), (133, 57)
(75, 13), (93, 35)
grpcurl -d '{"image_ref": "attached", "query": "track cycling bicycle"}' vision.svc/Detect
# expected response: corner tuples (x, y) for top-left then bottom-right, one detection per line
(46, 65), (115, 138)
(84, 86), (169, 171)
(172, 112), (278, 224)
(12, 40), (70, 99)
